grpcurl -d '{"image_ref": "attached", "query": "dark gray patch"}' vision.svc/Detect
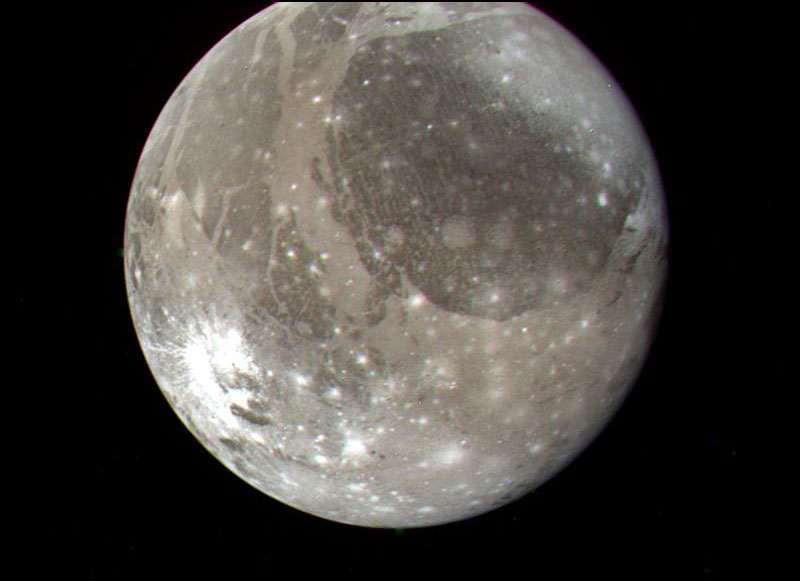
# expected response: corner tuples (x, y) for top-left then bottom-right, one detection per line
(290, 3), (362, 79)
(384, 15), (413, 24)
(231, 404), (273, 426)
(317, 17), (638, 321)
(621, 248), (643, 274)
(219, 437), (244, 452)
(602, 290), (623, 311)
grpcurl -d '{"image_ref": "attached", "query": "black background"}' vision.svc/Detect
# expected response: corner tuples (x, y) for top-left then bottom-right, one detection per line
(16, 2), (772, 577)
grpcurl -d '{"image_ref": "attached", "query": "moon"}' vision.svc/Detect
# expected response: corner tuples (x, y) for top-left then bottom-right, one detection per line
(124, 2), (667, 528)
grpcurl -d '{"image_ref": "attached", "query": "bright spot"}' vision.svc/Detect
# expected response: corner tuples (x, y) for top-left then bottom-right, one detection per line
(409, 293), (426, 308)
(437, 444), (465, 466)
(210, 329), (253, 375)
(293, 373), (310, 387)
(343, 438), (367, 457)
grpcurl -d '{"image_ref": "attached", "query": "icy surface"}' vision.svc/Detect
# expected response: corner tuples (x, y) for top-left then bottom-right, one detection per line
(124, 2), (667, 528)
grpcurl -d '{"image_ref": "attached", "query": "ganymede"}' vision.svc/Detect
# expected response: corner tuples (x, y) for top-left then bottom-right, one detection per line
(124, 2), (668, 527)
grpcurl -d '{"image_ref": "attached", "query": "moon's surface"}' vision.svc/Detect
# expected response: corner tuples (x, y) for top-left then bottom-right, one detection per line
(124, 2), (667, 527)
